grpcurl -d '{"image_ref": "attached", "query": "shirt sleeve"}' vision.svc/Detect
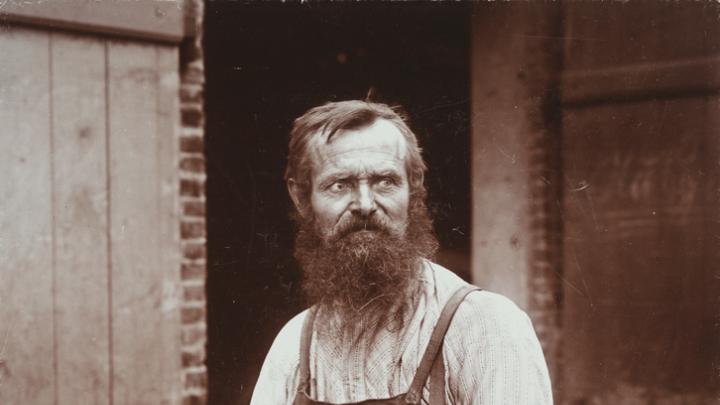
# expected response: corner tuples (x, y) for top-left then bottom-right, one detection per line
(250, 312), (306, 405)
(445, 292), (554, 404)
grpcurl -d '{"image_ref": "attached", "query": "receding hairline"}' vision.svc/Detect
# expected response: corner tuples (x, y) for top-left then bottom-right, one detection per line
(285, 100), (427, 199)
(309, 116), (408, 150)
(304, 118), (410, 179)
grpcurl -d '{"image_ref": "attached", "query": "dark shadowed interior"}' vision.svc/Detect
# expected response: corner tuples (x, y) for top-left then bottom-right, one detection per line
(204, 3), (471, 403)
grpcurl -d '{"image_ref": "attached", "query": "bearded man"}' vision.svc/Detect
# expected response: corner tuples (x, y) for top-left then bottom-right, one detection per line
(250, 101), (552, 404)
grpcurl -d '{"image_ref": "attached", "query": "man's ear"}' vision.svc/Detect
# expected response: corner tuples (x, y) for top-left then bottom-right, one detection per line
(287, 178), (307, 218)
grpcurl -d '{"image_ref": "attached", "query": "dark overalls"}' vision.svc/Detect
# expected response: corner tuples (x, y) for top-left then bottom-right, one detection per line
(293, 285), (481, 405)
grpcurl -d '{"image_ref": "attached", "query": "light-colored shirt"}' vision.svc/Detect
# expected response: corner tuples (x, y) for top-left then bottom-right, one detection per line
(251, 260), (553, 404)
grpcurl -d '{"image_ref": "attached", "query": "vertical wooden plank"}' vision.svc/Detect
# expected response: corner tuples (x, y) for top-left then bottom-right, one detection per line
(50, 32), (110, 404)
(155, 45), (183, 404)
(108, 40), (178, 404)
(0, 27), (55, 404)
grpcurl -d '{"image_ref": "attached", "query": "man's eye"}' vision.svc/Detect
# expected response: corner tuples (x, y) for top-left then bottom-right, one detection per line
(377, 177), (396, 188)
(329, 182), (347, 192)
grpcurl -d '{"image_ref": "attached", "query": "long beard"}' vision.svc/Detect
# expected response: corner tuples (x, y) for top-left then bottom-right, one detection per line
(293, 196), (438, 333)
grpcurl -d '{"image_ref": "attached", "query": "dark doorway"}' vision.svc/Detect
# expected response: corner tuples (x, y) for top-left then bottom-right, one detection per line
(204, 3), (471, 404)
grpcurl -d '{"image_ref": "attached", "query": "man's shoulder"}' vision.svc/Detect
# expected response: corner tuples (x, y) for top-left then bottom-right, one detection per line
(455, 289), (532, 334)
(263, 307), (311, 367)
(423, 260), (535, 348)
(424, 260), (525, 314)
(276, 308), (311, 343)
(424, 262), (553, 402)
(421, 259), (467, 299)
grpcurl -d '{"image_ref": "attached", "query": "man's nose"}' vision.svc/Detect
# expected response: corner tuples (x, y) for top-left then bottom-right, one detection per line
(351, 182), (377, 217)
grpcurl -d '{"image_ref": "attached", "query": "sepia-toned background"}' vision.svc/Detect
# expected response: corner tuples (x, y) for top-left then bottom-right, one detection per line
(1, 1), (717, 404)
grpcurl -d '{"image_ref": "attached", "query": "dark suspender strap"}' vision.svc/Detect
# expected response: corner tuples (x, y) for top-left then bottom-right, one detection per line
(405, 285), (481, 404)
(429, 347), (446, 404)
(296, 307), (318, 404)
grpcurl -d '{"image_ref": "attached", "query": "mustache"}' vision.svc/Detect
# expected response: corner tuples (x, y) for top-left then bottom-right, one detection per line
(334, 216), (388, 239)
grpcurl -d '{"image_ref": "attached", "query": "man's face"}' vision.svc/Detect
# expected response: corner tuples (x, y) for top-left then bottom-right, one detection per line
(290, 117), (437, 328)
(305, 119), (410, 242)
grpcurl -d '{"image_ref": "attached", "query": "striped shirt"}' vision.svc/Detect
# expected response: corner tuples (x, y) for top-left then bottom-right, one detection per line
(251, 260), (553, 404)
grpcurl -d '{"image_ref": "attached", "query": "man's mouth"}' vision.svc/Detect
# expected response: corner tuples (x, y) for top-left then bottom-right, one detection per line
(348, 221), (382, 232)
(334, 221), (385, 241)
(350, 229), (377, 236)
(341, 227), (378, 239)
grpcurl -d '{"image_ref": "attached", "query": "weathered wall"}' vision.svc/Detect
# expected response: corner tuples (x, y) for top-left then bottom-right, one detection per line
(470, 2), (564, 390)
(471, 3), (719, 404)
(560, 3), (720, 404)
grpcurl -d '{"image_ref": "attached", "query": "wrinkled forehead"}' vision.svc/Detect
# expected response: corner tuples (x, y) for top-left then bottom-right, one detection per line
(307, 119), (408, 174)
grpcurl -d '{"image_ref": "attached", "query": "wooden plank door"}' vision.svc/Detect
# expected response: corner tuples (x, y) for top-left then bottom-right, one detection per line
(0, 25), (182, 404)
(560, 3), (720, 404)
(108, 40), (181, 405)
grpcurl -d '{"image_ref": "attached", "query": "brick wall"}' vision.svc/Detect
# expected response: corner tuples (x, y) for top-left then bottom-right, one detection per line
(179, 0), (207, 403)
(522, 6), (564, 395)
